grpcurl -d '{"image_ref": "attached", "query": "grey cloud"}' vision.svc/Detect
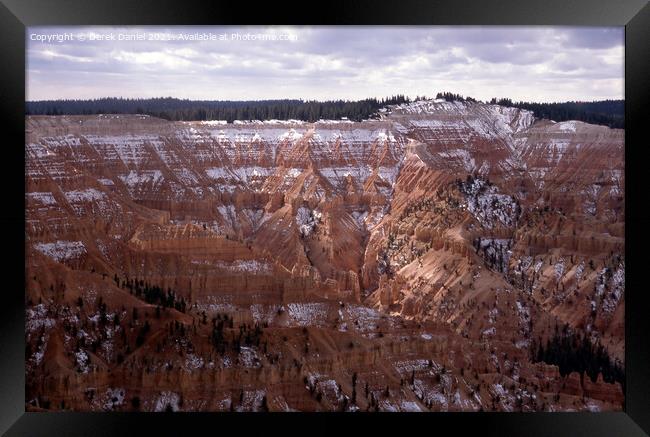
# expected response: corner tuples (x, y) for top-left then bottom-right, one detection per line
(26, 25), (623, 102)
(561, 27), (623, 49)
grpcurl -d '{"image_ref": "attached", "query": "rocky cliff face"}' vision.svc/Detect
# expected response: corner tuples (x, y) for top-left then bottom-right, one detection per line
(25, 100), (624, 412)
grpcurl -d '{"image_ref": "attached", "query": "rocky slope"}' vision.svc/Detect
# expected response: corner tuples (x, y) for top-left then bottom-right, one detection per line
(25, 99), (624, 412)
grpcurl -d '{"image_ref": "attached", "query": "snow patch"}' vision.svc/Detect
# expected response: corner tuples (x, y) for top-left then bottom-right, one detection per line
(154, 391), (181, 412)
(64, 188), (106, 203)
(34, 240), (86, 262)
(27, 192), (57, 205)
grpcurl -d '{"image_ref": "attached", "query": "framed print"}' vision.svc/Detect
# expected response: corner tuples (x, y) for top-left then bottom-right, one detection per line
(1, 0), (649, 435)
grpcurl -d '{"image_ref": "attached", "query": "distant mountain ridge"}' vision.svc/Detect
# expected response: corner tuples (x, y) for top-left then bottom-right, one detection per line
(25, 95), (624, 128)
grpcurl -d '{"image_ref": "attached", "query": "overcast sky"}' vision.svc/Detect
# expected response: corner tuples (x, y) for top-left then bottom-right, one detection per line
(26, 26), (624, 103)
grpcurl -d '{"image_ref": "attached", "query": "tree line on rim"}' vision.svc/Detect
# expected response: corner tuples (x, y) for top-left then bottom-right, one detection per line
(26, 93), (624, 128)
(436, 92), (623, 128)
(25, 95), (412, 123)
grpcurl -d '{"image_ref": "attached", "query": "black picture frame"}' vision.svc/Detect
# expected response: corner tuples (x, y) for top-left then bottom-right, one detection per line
(1, 0), (648, 435)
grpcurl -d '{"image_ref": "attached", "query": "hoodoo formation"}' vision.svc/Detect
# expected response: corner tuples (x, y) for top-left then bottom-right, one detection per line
(25, 99), (624, 412)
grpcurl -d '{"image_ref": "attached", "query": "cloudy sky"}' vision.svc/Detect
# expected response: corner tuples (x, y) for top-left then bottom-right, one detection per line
(26, 26), (624, 102)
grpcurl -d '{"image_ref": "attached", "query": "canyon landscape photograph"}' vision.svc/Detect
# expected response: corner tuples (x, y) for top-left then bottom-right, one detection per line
(25, 26), (625, 412)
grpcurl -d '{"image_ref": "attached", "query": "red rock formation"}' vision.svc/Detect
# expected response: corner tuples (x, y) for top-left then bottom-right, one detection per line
(25, 100), (624, 411)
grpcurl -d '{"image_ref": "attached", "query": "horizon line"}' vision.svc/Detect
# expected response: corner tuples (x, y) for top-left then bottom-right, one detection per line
(25, 96), (625, 104)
